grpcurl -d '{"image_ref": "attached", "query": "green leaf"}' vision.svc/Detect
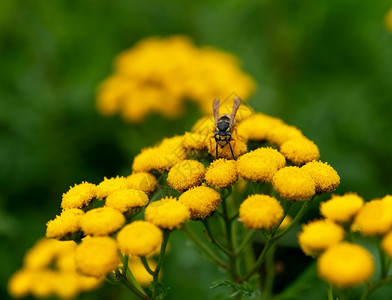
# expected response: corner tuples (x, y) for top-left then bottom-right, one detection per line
(149, 281), (170, 300)
(211, 278), (261, 300)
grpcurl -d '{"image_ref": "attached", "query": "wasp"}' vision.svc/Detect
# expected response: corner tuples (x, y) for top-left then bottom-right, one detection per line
(212, 97), (241, 160)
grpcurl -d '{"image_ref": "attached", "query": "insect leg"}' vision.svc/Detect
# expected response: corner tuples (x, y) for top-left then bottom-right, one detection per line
(228, 141), (236, 160)
(216, 141), (219, 159)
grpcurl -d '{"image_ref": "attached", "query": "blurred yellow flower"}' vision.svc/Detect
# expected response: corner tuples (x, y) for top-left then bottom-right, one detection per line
(61, 182), (96, 210)
(117, 221), (163, 257)
(75, 236), (120, 277)
(239, 194), (284, 229)
(96, 176), (131, 199)
(80, 207), (125, 236)
(97, 35), (255, 122)
(179, 186), (221, 219)
(205, 158), (238, 188)
(318, 242), (374, 287)
(272, 166), (315, 201)
(267, 124), (303, 146)
(279, 137), (320, 165)
(46, 209), (84, 239)
(144, 197), (190, 230)
(298, 219), (345, 256)
(301, 161), (340, 193)
(128, 258), (156, 287)
(352, 198), (392, 235)
(183, 132), (208, 151)
(127, 172), (157, 193)
(382, 230), (392, 257)
(237, 113), (283, 141)
(167, 159), (205, 191)
(320, 193), (364, 223)
(105, 188), (149, 214)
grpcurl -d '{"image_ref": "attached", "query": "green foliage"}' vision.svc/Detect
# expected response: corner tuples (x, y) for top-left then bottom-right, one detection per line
(211, 276), (261, 300)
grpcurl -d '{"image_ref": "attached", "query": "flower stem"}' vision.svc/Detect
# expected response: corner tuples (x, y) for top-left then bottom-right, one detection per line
(236, 230), (256, 255)
(263, 243), (276, 300)
(327, 284), (334, 300)
(243, 238), (274, 281)
(360, 276), (392, 300)
(202, 219), (232, 256)
(140, 257), (155, 276)
(182, 223), (227, 269)
(152, 230), (170, 298)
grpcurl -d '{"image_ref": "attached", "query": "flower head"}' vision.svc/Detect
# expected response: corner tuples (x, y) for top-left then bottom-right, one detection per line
(298, 219), (345, 256)
(167, 159), (205, 191)
(179, 186), (221, 219)
(75, 236), (120, 277)
(105, 188), (149, 214)
(272, 166), (315, 201)
(205, 159), (238, 188)
(301, 161), (340, 193)
(46, 209), (84, 239)
(183, 132), (208, 151)
(117, 221), (163, 257)
(144, 197), (190, 230)
(317, 242), (374, 287)
(127, 172), (157, 193)
(320, 193), (364, 223)
(352, 198), (392, 235)
(267, 124), (303, 146)
(279, 137), (320, 165)
(61, 182), (97, 210)
(80, 207), (125, 236)
(239, 194), (284, 229)
(382, 231), (392, 258)
(96, 176), (131, 199)
(237, 113), (283, 141)
(237, 147), (285, 182)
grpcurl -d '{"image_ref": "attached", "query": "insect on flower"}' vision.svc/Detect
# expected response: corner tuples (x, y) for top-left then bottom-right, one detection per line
(212, 97), (241, 160)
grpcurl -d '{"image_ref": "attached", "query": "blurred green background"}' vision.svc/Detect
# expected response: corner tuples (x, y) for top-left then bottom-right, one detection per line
(1, 0), (391, 299)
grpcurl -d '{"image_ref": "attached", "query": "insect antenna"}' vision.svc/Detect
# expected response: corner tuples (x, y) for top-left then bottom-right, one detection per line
(229, 97), (241, 126)
(213, 98), (220, 124)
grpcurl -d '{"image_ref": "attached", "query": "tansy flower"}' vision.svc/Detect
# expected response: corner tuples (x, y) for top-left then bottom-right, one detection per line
(382, 231), (392, 257)
(298, 219), (345, 256)
(279, 137), (320, 165)
(96, 176), (131, 199)
(317, 242), (374, 287)
(205, 159), (238, 188)
(237, 147), (285, 182)
(61, 182), (97, 210)
(54, 273), (80, 299)
(183, 132), (208, 151)
(301, 161), (340, 193)
(105, 188), (149, 214)
(352, 198), (392, 235)
(272, 166), (315, 201)
(191, 116), (215, 135)
(237, 113), (283, 141)
(8, 269), (35, 298)
(144, 197), (190, 230)
(267, 124), (304, 146)
(320, 193), (364, 223)
(80, 207), (125, 236)
(207, 130), (247, 160)
(46, 209), (84, 239)
(28, 270), (55, 298)
(167, 160), (205, 192)
(75, 236), (120, 277)
(239, 194), (284, 229)
(128, 258), (156, 287)
(117, 221), (163, 257)
(179, 186), (221, 219)
(127, 172), (157, 193)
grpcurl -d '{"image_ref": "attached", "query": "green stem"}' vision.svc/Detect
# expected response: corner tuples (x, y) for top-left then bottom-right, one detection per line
(140, 257), (155, 276)
(360, 276), (392, 300)
(327, 284), (334, 300)
(202, 219), (232, 256)
(182, 223), (227, 269)
(263, 243), (276, 300)
(378, 241), (387, 279)
(152, 230), (170, 298)
(237, 230), (256, 255)
(243, 238), (275, 281)
(122, 254), (129, 275)
(121, 274), (152, 300)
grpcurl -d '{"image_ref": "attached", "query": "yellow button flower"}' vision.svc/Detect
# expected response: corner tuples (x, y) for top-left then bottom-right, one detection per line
(179, 186), (221, 219)
(237, 113), (283, 141)
(80, 207), (125, 236)
(267, 124), (304, 146)
(127, 172), (157, 193)
(205, 159), (238, 188)
(46, 209), (84, 239)
(144, 197), (190, 230)
(301, 161), (340, 193)
(167, 160), (205, 192)
(61, 182), (97, 210)
(279, 137), (320, 165)
(183, 132), (208, 151)
(272, 166), (315, 201)
(191, 116), (215, 135)
(239, 194), (284, 229)
(318, 242), (374, 287)
(237, 147), (286, 182)
(298, 219), (345, 256)
(117, 221), (163, 257)
(96, 176), (131, 199)
(75, 236), (120, 277)
(8, 269), (35, 298)
(105, 188), (149, 214)
(320, 193), (364, 223)
(352, 198), (392, 235)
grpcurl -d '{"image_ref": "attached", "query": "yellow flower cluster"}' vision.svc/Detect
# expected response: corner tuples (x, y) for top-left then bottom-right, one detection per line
(96, 35), (256, 122)
(8, 238), (102, 299)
